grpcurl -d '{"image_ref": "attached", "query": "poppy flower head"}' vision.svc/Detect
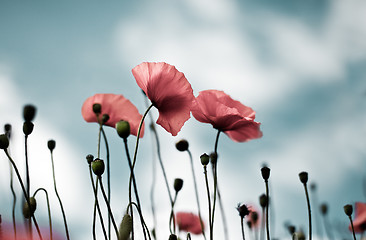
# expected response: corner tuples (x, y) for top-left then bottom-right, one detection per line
(81, 93), (144, 137)
(191, 90), (262, 142)
(175, 212), (204, 235)
(350, 202), (366, 233)
(132, 62), (194, 136)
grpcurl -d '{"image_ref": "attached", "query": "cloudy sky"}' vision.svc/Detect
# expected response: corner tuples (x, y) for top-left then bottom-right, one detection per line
(1, 0), (366, 239)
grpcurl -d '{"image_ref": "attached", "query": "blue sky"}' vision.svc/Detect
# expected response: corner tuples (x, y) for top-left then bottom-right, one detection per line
(1, 0), (366, 239)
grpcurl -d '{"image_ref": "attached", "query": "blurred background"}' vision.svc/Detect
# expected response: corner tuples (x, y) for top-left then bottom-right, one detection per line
(1, 0), (366, 239)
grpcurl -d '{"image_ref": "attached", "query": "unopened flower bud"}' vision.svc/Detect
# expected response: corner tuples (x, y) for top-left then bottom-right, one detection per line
(200, 153), (210, 166)
(251, 211), (259, 224)
(23, 121), (34, 135)
(210, 152), (217, 165)
(4, 124), (11, 138)
(299, 172), (308, 184)
(116, 120), (130, 139)
(320, 203), (328, 215)
(0, 134), (9, 149)
(287, 225), (296, 235)
(169, 234), (178, 240)
(48, 140), (56, 152)
(296, 231), (306, 240)
(175, 139), (189, 152)
(86, 154), (94, 164)
(119, 214), (133, 240)
(23, 104), (36, 122)
(236, 203), (250, 218)
(92, 159), (105, 176)
(344, 204), (353, 216)
(102, 114), (110, 124)
(174, 178), (184, 192)
(259, 194), (268, 208)
(261, 166), (270, 181)
(23, 197), (37, 219)
(93, 103), (101, 114)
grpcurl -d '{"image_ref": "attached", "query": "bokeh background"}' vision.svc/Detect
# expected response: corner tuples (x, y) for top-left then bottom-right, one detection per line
(1, 0), (366, 239)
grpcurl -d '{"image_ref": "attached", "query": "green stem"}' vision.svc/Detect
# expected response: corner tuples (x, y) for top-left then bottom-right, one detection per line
(50, 150), (70, 240)
(265, 181), (270, 240)
(204, 165), (212, 240)
(4, 149), (43, 240)
(169, 193), (178, 234)
(303, 183), (312, 240)
(101, 127), (111, 240)
(210, 130), (221, 240)
(349, 216), (356, 240)
(9, 159), (17, 239)
(126, 202), (152, 240)
(33, 188), (53, 240)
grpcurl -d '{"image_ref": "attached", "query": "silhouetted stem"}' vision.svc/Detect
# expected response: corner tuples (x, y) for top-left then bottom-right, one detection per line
(204, 165), (212, 240)
(348, 216), (356, 240)
(302, 183), (312, 240)
(24, 135), (32, 239)
(241, 217), (246, 240)
(101, 127), (111, 239)
(50, 150), (70, 240)
(9, 160), (17, 239)
(126, 202), (152, 240)
(211, 130), (221, 240)
(260, 207), (265, 240)
(265, 181), (270, 240)
(33, 188), (53, 240)
(169, 193), (178, 234)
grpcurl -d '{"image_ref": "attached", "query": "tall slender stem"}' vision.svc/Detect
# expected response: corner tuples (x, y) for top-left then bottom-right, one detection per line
(204, 165), (212, 240)
(101, 127), (111, 239)
(265, 181), (270, 240)
(127, 202), (152, 240)
(50, 150), (70, 240)
(210, 130), (221, 240)
(348, 216), (356, 240)
(24, 134), (32, 239)
(303, 184), (312, 240)
(241, 217), (246, 240)
(33, 188), (53, 240)
(9, 159), (17, 239)
(169, 193), (178, 234)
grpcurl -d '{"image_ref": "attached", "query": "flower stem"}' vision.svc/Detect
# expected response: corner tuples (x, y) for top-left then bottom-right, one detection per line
(49, 149), (70, 240)
(348, 216), (356, 240)
(210, 130), (221, 240)
(8, 158), (17, 239)
(33, 188), (53, 240)
(265, 181), (270, 240)
(101, 127), (111, 240)
(241, 217), (246, 240)
(24, 134), (32, 239)
(127, 202), (152, 240)
(204, 165), (212, 240)
(169, 193), (178, 234)
(3, 149), (43, 240)
(302, 183), (312, 240)
(187, 149), (206, 239)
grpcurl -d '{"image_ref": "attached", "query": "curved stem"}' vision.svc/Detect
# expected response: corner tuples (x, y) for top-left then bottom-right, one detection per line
(169, 193), (178, 234)
(187, 149), (206, 239)
(101, 127), (111, 239)
(241, 217), (246, 240)
(4, 149), (43, 240)
(33, 188), (53, 240)
(98, 176), (119, 239)
(89, 165), (108, 240)
(126, 202), (152, 240)
(50, 150), (70, 240)
(210, 130), (221, 239)
(349, 216), (356, 240)
(303, 184), (312, 240)
(9, 159), (17, 239)
(204, 165), (212, 240)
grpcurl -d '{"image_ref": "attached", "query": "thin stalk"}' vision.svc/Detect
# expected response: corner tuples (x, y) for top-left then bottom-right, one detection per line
(210, 130), (221, 240)
(50, 150), (70, 240)
(33, 188), (53, 240)
(127, 202), (152, 240)
(303, 183), (312, 240)
(241, 217), (246, 240)
(169, 193), (178, 234)
(24, 134), (32, 239)
(187, 149), (206, 239)
(98, 176), (119, 239)
(204, 165), (212, 240)
(260, 207), (265, 240)
(4, 149), (43, 240)
(101, 127), (111, 240)
(9, 160), (17, 239)
(265, 181), (270, 240)
(89, 165), (108, 240)
(348, 216), (356, 240)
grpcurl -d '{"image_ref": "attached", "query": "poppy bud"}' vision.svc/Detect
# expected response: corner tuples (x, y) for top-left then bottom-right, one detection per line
(251, 211), (259, 224)
(296, 231), (306, 240)
(93, 103), (102, 114)
(287, 225), (296, 235)
(344, 204), (353, 216)
(23, 121), (34, 135)
(92, 159), (105, 176)
(102, 114), (110, 124)
(0, 134), (9, 149)
(4, 124), (11, 138)
(23, 197), (37, 219)
(261, 166), (270, 181)
(116, 120), (130, 139)
(175, 139), (189, 152)
(236, 203), (250, 218)
(210, 152), (217, 165)
(86, 154), (94, 165)
(320, 203), (328, 215)
(23, 104), (36, 122)
(299, 172), (308, 184)
(200, 153), (210, 166)
(174, 178), (184, 192)
(169, 234), (178, 240)
(48, 140), (56, 152)
(119, 214), (132, 240)
(259, 194), (268, 208)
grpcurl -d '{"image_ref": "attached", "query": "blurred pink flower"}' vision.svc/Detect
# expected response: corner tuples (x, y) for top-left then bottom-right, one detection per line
(192, 90), (262, 142)
(175, 212), (204, 235)
(132, 62), (194, 136)
(350, 202), (366, 233)
(81, 93), (144, 137)
(247, 205), (261, 229)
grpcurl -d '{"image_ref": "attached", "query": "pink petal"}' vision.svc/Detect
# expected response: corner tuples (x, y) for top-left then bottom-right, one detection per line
(176, 212), (204, 235)
(350, 202), (366, 233)
(225, 120), (262, 142)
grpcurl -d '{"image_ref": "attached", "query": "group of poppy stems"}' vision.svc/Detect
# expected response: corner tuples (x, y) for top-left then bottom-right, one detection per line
(0, 62), (364, 240)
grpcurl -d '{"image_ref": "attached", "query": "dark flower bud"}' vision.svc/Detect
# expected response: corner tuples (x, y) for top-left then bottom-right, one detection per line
(261, 166), (270, 181)
(287, 225), (296, 235)
(251, 211), (259, 224)
(296, 231), (306, 240)
(93, 103), (102, 114)
(102, 114), (110, 124)
(23, 197), (37, 219)
(23, 104), (36, 122)
(174, 178), (184, 192)
(48, 140), (56, 152)
(92, 159), (105, 176)
(23, 121), (34, 136)
(344, 204), (353, 216)
(0, 134), (9, 149)
(119, 214), (133, 240)
(259, 194), (268, 208)
(247, 221), (252, 229)
(320, 203), (328, 215)
(86, 154), (94, 164)
(200, 153), (210, 166)
(4, 124), (11, 138)
(169, 234), (178, 240)
(299, 172), (308, 184)
(236, 203), (250, 218)
(116, 120), (130, 139)
(210, 152), (218, 165)
(175, 139), (189, 152)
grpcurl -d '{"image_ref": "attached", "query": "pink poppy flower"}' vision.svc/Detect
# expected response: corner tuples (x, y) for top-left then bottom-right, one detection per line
(132, 62), (194, 136)
(81, 93), (144, 137)
(349, 202), (366, 233)
(191, 90), (262, 142)
(175, 212), (204, 235)
(247, 205), (260, 229)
